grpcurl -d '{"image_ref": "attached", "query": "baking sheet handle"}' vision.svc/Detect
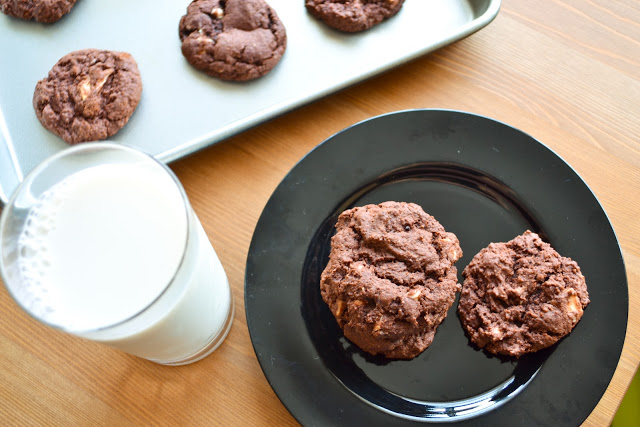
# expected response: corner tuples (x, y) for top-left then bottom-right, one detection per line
(0, 108), (23, 207)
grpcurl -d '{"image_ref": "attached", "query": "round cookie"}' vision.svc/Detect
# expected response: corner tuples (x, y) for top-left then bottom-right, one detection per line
(0, 0), (77, 23)
(458, 230), (590, 358)
(179, 0), (287, 81)
(33, 49), (142, 144)
(305, 0), (405, 33)
(320, 201), (463, 359)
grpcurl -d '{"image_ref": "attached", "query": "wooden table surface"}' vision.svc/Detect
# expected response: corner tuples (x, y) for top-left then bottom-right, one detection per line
(1, 0), (639, 425)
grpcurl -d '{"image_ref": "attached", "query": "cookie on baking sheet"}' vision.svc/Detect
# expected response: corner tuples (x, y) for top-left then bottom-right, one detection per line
(305, 0), (405, 33)
(179, 0), (287, 81)
(0, 0), (77, 23)
(320, 201), (463, 359)
(458, 230), (590, 358)
(33, 49), (142, 144)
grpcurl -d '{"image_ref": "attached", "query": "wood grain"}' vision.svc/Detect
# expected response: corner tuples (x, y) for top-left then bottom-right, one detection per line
(1, 0), (639, 425)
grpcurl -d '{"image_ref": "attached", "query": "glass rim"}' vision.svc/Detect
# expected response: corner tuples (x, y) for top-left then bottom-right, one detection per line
(0, 142), (192, 335)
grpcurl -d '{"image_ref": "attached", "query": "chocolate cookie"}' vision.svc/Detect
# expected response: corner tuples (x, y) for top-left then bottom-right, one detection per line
(179, 0), (287, 81)
(458, 231), (590, 358)
(320, 201), (463, 359)
(305, 0), (405, 33)
(0, 0), (77, 23)
(33, 49), (142, 144)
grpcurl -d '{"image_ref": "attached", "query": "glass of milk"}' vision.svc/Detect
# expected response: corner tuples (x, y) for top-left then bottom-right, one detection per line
(0, 142), (233, 365)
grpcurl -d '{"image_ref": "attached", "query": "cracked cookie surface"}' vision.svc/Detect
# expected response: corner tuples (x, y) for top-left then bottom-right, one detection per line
(458, 230), (590, 357)
(305, 0), (405, 33)
(179, 0), (287, 81)
(0, 0), (78, 23)
(320, 201), (463, 359)
(33, 49), (142, 144)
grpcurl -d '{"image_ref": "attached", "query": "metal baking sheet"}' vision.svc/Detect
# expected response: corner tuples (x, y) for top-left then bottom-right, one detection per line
(0, 0), (500, 205)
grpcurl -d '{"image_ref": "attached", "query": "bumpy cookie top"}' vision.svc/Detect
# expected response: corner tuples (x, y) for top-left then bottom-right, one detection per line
(33, 49), (142, 144)
(0, 0), (77, 23)
(305, 0), (405, 33)
(320, 201), (463, 359)
(459, 230), (590, 357)
(179, 0), (287, 81)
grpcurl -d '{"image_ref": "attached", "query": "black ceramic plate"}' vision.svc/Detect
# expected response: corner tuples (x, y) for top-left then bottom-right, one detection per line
(245, 110), (627, 426)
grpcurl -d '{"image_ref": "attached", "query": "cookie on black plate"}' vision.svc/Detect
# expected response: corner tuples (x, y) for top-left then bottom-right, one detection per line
(305, 0), (405, 33)
(179, 0), (287, 81)
(458, 230), (590, 358)
(33, 49), (143, 144)
(320, 202), (463, 359)
(0, 0), (78, 23)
